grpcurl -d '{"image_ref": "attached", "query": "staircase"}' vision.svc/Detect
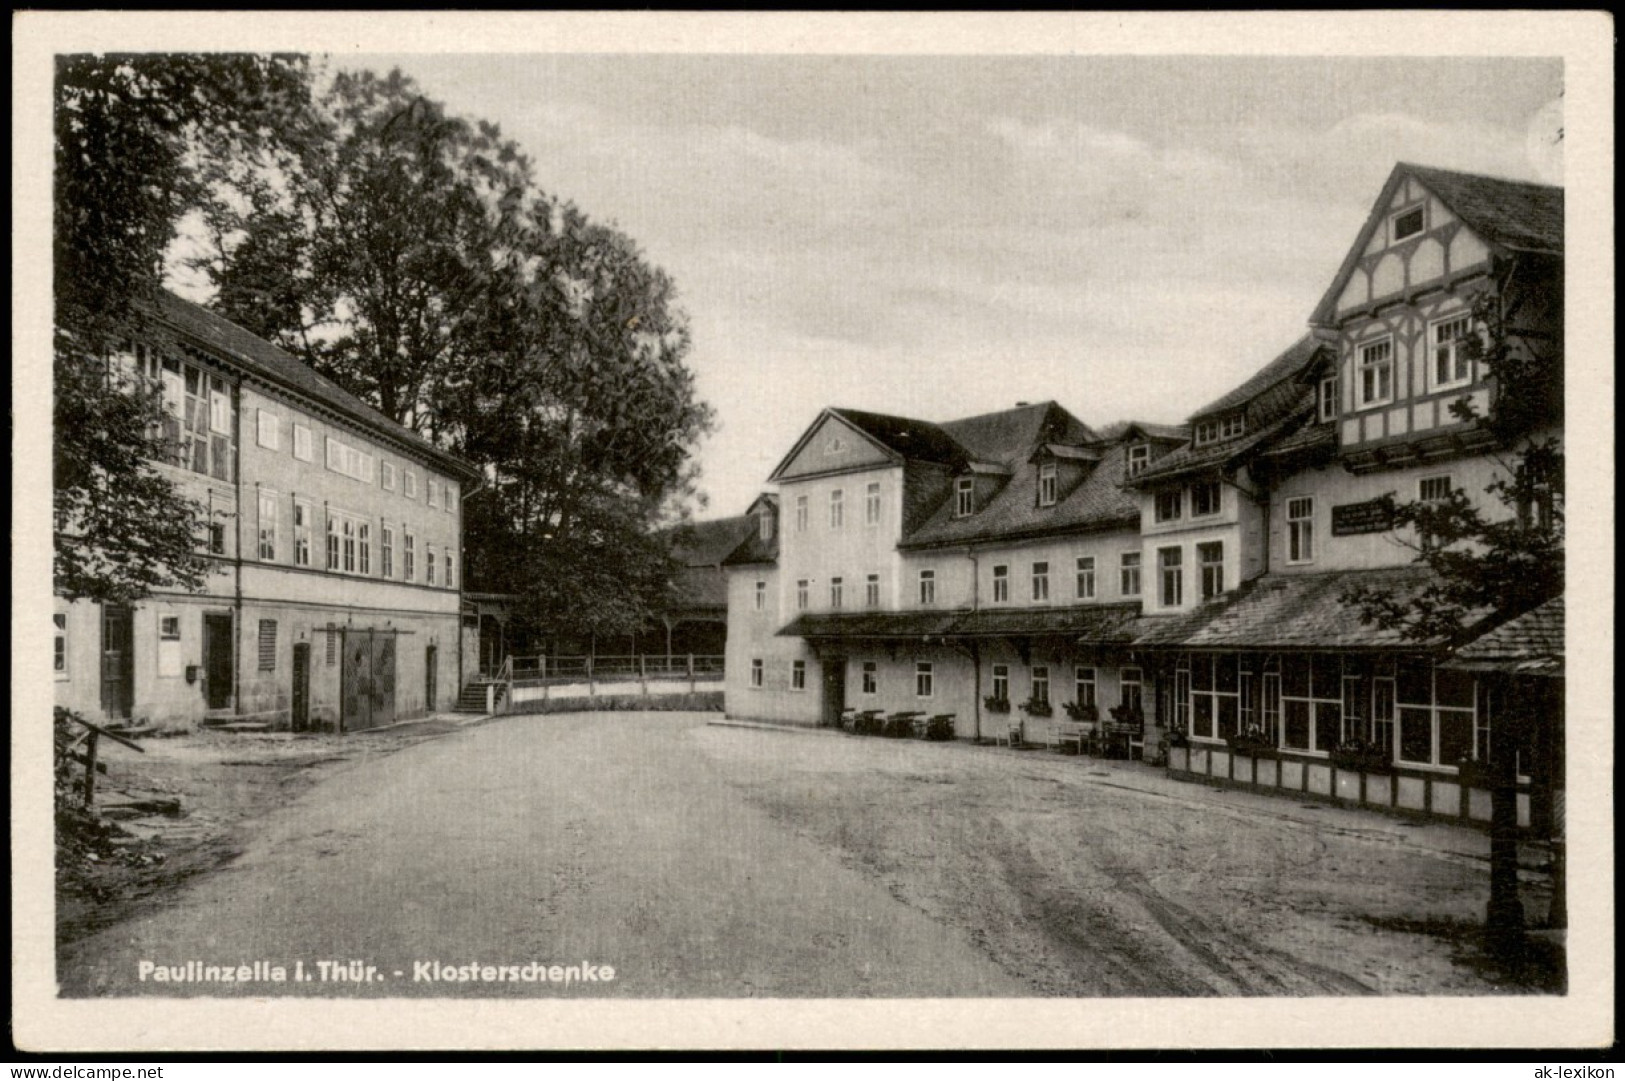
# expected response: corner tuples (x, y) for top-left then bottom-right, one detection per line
(456, 658), (512, 714)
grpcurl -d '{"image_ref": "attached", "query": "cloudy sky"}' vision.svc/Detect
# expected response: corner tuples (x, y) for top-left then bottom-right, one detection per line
(337, 53), (1562, 518)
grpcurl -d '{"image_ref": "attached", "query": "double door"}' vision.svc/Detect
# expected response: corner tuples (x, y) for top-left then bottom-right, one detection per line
(341, 629), (398, 731)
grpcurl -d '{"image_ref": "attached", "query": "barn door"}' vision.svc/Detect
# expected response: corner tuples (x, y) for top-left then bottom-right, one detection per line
(341, 629), (397, 731)
(372, 632), (397, 727)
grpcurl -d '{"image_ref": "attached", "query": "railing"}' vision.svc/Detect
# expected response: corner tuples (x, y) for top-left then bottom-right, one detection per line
(509, 654), (724, 685)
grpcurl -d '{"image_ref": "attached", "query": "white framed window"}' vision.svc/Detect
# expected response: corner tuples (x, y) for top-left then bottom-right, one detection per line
(1126, 444), (1150, 477)
(754, 580), (766, 610)
(829, 577), (843, 609)
(1038, 462), (1058, 507)
(796, 579), (809, 610)
(1031, 561), (1049, 602)
(991, 664), (1009, 702)
(1155, 488), (1182, 522)
(1357, 339), (1394, 408)
(404, 470), (417, 499)
(381, 461), (395, 491)
(207, 520), (227, 555)
(1198, 541), (1224, 600)
(359, 522), (371, 576)
(1286, 497), (1315, 564)
(257, 619), (277, 671)
(865, 573), (880, 608)
(1419, 474), (1454, 503)
(342, 515), (357, 573)
(209, 386), (231, 435)
(444, 484), (456, 515)
(829, 489), (844, 530)
(256, 488), (278, 561)
(992, 564), (1009, 603)
(427, 479), (439, 509)
(1120, 552), (1141, 597)
(445, 549), (456, 589)
(795, 495), (808, 532)
(865, 482), (881, 526)
(1190, 480), (1221, 518)
(426, 544), (436, 585)
(1390, 203), (1426, 243)
(293, 423), (312, 462)
(1030, 666), (1050, 706)
(293, 499), (312, 567)
(256, 409), (279, 450)
(54, 613), (68, 678)
(1074, 667), (1096, 708)
(404, 531), (416, 581)
(758, 512), (773, 541)
(158, 615), (181, 639)
(1281, 655), (1342, 754)
(955, 477), (974, 517)
(750, 658), (764, 688)
(1185, 653), (1244, 743)
(1429, 315), (1475, 391)
(861, 661), (878, 695)
(1396, 660), (1477, 769)
(1193, 415), (1245, 447)
(1318, 377), (1338, 423)
(1075, 556), (1095, 600)
(791, 660), (806, 691)
(1158, 547), (1183, 607)
(918, 569), (936, 606)
(381, 524), (394, 578)
(324, 436), (374, 483)
(325, 511), (340, 571)
(1120, 667), (1143, 713)
(915, 662), (934, 698)
(1372, 673), (1397, 758)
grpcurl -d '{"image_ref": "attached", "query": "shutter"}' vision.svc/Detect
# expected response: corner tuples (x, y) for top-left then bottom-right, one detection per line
(258, 620), (277, 670)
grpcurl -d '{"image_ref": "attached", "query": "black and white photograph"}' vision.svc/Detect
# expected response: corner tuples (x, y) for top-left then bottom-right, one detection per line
(11, 11), (1612, 1053)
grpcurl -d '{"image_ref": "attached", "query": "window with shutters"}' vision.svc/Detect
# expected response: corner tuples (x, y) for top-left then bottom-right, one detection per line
(381, 461), (395, 491)
(256, 409), (279, 450)
(258, 620), (277, 670)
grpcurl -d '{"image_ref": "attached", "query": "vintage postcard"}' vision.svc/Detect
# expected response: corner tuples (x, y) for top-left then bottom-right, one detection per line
(11, 10), (1614, 1053)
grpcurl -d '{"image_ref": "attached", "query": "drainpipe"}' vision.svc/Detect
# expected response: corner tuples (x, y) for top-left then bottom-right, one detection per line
(232, 381), (244, 722)
(965, 546), (981, 740)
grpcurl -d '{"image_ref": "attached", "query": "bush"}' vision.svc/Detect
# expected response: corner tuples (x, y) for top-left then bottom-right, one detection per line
(925, 715), (956, 741)
(983, 696), (1011, 714)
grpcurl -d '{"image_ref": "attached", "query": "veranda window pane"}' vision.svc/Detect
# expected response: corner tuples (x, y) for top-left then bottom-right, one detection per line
(1315, 701), (1341, 753)
(1284, 700), (1310, 750)
(1439, 709), (1474, 767)
(1399, 707), (1433, 763)
(1310, 654), (1341, 699)
(1216, 695), (1238, 740)
(1397, 660), (1432, 705)
(1281, 655), (1309, 698)
(1193, 695), (1214, 740)
(1215, 653), (1239, 693)
(1192, 653), (1214, 692)
(1435, 667), (1475, 709)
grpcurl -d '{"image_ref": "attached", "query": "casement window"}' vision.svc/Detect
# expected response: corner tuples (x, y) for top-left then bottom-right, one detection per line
(754, 581), (766, 610)
(256, 488), (278, 561)
(358, 522), (371, 575)
(404, 470), (417, 499)
(1193, 416), (1244, 447)
(829, 489), (844, 530)
(157, 614), (183, 678)
(955, 477), (974, 517)
(758, 512), (773, 541)
(865, 573), (880, 608)
(1038, 462), (1058, 507)
(326, 513), (341, 571)
(404, 532), (416, 581)
(381, 461), (395, 491)
(992, 565), (1009, 603)
(1318, 377), (1338, 423)
(445, 549), (455, 589)
(1155, 488), (1183, 522)
(795, 495), (808, 532)
(1031, 561), (1050, 602)
(1158, 547), (1183, 607)
(325, 436), (375, 483)
(1286, 497), (1315, 564)
(1074, 667), (1096, 709)
(829, 577), (843, 609)
(915, 662), (934, 698)
(862, 661), (878, 695)
(426, 544), (436, 585)
(334, 515), (356, 573)
(209, 385), (231, 435)
(1397, 660), (1477, 769)
(1190, 480), (1221, 518)
(1430, 316), (1475, 391)
(1372, 671), (1397, 758)
(750, 659), (763, 688)
(293, 499), (312, 567)
(1031, 666), (1050, 706)
(1126, 444), (1150, 477)
(796, 579), (809, 610)
(444, 485), (456, 515)
(1120, 552), (1141, 597)
(168, 363), (236, 480)
(991, 664), (1010, 702)
(256, 409), (279, 450)
(54, 613), (68, 677)
(1186, 653), (1244, 742)
(1120, 667), (1143, 713)
(865, 482), (881, 526)
(293, 423), (313, 462)
(918, 569), (936, 606)
(792, 660), (806, 691)
(381, 525), (394, 578)
(258, 619), (277, 671)
(1356, 339), (1394, 408)
(1281, 654), (1343, 754)
(427, 479), (439, 509)
(1075, 556), (1095, 600)
(1391, 204), (1426, 243)
(208, 521), (227, 556)
(1198, 541), (1224, 600)
(1260, 658), (1283, 746)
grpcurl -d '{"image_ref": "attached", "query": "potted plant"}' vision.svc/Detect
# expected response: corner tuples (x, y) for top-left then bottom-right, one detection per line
(1225, 722), (1276, 758)
(1108, 703), (1144, 728)
(983, 695), (1011, 714)
(1164, 723), (1188, 747)
(1062, 701), (1098, 722)
(1021, 696), (1053, 718)
(1329, 736), (1391, 774)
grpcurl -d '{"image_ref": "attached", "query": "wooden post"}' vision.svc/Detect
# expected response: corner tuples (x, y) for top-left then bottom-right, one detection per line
(587, 655), (595, 698)
(687, 653), (695, 693)
(639, 653), (647, 698)
(82, 729), (99, 805)
(486, 682), (495, 715)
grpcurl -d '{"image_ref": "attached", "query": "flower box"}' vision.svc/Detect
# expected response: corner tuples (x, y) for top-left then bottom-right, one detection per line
(1021, 698), (1054, 718)
(983, 696), (1012, 714)
(1062, 701), (1099, 722)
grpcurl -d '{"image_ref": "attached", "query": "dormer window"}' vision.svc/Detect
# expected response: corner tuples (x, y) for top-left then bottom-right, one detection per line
(1318, 376), (1338, 423)
(758, 512), (774, 542)
(1194, 415), (1245, 447)
(1391, 204), (1426, 243)
(1038, 462), (1058, 507)
(954, 476), (974, 518)
(1126, 443), (1150, 477)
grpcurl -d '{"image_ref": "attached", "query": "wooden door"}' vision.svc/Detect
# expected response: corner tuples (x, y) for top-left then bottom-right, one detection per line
(821, 658), (846, 727)
(372, 632), (396, 727)
(425, 645), (438, 715)
(203, 614), (234, 710)
(99, 605), (134, 720)
(292, 642), (311, 731)
(342, 630), (372, 732)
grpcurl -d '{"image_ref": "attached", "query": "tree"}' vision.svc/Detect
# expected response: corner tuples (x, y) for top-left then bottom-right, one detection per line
(53, 53), (310, 603)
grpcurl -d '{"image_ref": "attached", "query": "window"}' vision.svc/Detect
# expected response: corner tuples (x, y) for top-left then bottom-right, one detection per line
(1286, 497), (1315, 564)
(444, 485), (456, 515)
(326, 512), (340, 571)
(1158, 547), (1183, 607)
(208, 521), (226, 556)
(1038, 462), (1058, 507)
(1120, 667), (1143, 713)
(1155, 488), (1182, 522)
(1193, 415), (1245, 447)
(865, 573), (880, 608)
(1318, 376), (1338, 423)
(404, 532), (416, 581)
(1120, 552), (1141, 597)
(404, 471), (417, 499)
(293, 500), (312, 567)
(1419, 475), (1453, 503)
(861, 662), (878, 695)
(754, 581), (766, 610)
(1198, 541), (1224, 600)
(258, 619), (277, 671)
(1031, 666), (1050, 705)
(1281, 654), (1343, 754)
(1261, 662), (1282, 746)
(1190, 480), (1221, 518)
(796, 579), (809, 610)
(427, 479), (439, 509)
(750, 659), (763, 688)
(342, 516), (357, 573)
(1396, 660), (1478, 769)
(865, 482), (881, 526)
(326, 625), (337, 666)
(795, 495), (808, 532)
(918, 569), (936, 606)
(1430, 316), (1475, 390)
(758, 513), (773, 541)
(381, 525), (394, 578)
(1126, 444), (1150, 477)
(992, 565), (1009, 603)
(168, 363), (236, 480)
(1185, 653), (1244, 742)
(1074, 667), (1096, 708)
(991, 664), (1009, 702)
(1194, 420), (1218, 446)
(426, 544), (436, 585)
(445, 546), (455, 587)
(915, 662), (933, 698)
(1372, 672), (1397, 758)
(157, 614), (182, 678)
(1357, 339), (1393, 408)
(791, 660), (806, 691)
(829, 489), (844, 530)
(1075, 556), (1095, 600)
(209, 385), (231, 435)
(1391, 204), (1425, 242)
(325, 436), (375, 483)
(257, 489), (277, 561)
(955, 477), (974, 517)
(359, 522), (371, 576)
(381, 461), (395, 491)
(256, 409), (279, 450)
(54, 613), (67, 677)
(1031, 561), (1049, 602)
(829, 577), (843, 609)
(293, 424), (313, 462)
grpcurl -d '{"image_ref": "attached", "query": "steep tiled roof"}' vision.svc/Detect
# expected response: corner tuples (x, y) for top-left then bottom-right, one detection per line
(1403, 163), (1564, 256)
(1191, 335), (1325, 421)
(779, 611), (961, 639)
(941, 401), (1093, 465)
(722, 529), (777, 567)
(1130, 567), (1457, 650)
(671, 565), (730, 611)
(953, 603), (1143, 644)
(670, 515), (755, 568)
(1257, 420), (1337, 461)
(1092, 420), (1188, 444)
(827, 407), (969, 467)
(1445, 597), (1564, 676)
(154, 291), (478, 480)
(1129, 399), (1312, 486)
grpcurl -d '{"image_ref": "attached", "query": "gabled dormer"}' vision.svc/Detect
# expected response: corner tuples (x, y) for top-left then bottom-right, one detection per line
(950, 461), (1012, 518)
(1027, 443), (1102, 508)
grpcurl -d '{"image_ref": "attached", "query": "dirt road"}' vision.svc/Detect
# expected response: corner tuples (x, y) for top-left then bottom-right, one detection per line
(57, 712), (1551, 997)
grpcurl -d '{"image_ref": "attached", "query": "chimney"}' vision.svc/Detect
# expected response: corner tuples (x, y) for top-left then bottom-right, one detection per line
(1015, 401), (1029, 407)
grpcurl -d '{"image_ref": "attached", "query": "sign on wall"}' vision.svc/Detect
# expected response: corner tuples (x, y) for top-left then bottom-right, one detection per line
(1331, 498), (1395, 536)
